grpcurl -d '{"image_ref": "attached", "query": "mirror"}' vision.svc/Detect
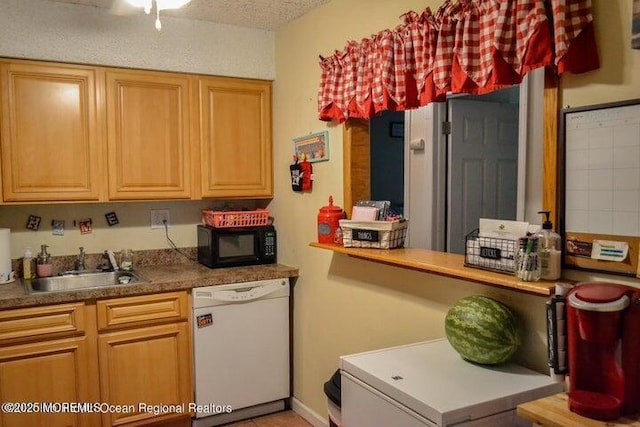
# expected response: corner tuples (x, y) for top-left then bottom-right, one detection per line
(343, 68), (559, 251)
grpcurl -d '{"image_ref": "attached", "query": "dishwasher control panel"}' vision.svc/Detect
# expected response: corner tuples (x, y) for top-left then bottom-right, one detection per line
(192, 278), (289, 308)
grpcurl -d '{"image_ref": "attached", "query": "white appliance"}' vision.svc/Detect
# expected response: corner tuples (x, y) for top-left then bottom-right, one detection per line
(192, 278), (290, 427)
(340, 339), (564, 427)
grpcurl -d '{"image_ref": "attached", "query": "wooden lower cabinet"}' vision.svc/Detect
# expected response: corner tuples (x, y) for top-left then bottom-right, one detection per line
(96, 291), (192, 427)
(98, 322), (192, 427)
(0, 292), (193, 427)
(0, 333), (99, 427)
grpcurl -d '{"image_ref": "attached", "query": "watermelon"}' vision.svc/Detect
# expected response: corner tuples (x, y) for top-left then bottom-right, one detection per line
(445, 295), (522, 365)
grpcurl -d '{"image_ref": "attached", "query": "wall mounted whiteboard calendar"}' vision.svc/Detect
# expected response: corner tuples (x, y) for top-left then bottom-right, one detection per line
(560, 99), (640, 276)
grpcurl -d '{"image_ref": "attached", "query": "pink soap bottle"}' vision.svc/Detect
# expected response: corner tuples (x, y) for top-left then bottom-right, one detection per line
(36, 244), (53, 278)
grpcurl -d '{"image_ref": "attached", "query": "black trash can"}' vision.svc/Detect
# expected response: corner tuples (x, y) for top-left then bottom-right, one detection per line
(324, 369), (342, 427)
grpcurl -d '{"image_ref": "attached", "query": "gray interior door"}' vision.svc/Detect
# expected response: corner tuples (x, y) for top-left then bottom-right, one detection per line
(447, 99), (519, 254)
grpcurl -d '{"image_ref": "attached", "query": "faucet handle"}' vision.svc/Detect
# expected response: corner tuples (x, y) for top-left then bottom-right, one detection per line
(106, 250), (119, 271)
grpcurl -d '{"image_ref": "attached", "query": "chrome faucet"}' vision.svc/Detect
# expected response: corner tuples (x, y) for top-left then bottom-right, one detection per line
(75, 247), (86, 271)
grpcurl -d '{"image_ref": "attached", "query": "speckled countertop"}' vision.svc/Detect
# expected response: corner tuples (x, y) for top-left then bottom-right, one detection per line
(0, 262), (299, 309)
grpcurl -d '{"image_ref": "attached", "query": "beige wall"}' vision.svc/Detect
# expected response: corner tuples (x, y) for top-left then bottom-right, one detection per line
(1, 201), (215, 259)
(562, 1), (640, 107)
(272, 0), (640, 420)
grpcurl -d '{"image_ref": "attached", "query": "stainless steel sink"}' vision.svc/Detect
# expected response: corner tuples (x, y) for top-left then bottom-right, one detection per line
(28, 270), (149, 293)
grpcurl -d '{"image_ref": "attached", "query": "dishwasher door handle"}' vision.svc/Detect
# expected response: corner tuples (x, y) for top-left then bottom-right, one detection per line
(195, 281), (286, 303)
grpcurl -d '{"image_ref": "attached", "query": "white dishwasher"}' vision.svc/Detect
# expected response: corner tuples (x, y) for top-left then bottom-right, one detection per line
(192, 278), (290, 427)
(341, 339), (564, 426)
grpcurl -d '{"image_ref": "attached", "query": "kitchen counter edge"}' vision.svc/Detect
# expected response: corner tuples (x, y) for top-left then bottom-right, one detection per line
(0, 263), (299, 309)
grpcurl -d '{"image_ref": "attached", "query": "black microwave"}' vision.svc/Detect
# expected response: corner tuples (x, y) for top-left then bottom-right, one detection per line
(197, 224), (276, 268)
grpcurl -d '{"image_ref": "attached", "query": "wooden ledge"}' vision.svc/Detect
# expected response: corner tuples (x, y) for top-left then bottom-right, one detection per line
(310, 242), (556, 296)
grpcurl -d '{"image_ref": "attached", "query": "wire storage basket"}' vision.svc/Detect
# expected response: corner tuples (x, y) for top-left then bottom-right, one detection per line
(201, 209), (269, 228)
(340, 219), (408, 249)
(464, 229), (517, 274)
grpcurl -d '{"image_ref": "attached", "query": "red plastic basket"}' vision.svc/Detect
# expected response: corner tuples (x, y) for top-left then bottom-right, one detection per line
(201, 209), (269, 228)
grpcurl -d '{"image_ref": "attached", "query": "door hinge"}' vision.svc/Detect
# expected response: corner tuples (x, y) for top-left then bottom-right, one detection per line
(441, 121), (451, 135)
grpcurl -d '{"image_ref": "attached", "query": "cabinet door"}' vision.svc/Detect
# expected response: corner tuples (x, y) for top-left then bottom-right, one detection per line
(199, 77), (272, 198)
(0, 61), (103, 202)
(0, 336), (98, 427)
(98, 322), (192, 426)
(106, 70), (192, 200)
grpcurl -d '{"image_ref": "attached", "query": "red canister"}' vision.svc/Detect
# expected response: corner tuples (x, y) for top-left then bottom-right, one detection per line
(317, 196), (346, 244)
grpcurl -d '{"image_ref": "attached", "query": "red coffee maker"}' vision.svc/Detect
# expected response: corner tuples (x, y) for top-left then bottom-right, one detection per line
(567, 282), (640, 420)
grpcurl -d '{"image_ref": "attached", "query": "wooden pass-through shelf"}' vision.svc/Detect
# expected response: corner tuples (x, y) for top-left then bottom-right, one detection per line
(310, 243), (557, 296)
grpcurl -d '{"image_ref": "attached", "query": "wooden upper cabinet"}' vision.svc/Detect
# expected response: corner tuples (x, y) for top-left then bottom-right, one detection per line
(198, 77), (273, 198)
(105, 69), (192, 200)
(0, 58), (275, 203)
(0, 61), (103, 202)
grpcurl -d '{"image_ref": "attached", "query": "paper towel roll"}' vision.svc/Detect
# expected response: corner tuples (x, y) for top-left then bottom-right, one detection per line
(0, 228), (14, 284)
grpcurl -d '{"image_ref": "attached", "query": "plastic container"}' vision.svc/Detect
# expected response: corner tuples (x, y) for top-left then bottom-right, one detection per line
(120, 249), (134, 271)
(515, 237), (540, 282)
(36, 244), (53, 278)
(22, 247), (34, 280)
(201, 209), (269, 228)
(535, 211), (562, 280)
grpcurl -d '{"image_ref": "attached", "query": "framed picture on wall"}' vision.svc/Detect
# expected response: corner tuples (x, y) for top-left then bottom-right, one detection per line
(292, 131), (329, 163)
(634, 0), (640, 49)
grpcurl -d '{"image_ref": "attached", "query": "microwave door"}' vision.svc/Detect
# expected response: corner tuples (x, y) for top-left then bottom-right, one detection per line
(217, 232), (260, 266)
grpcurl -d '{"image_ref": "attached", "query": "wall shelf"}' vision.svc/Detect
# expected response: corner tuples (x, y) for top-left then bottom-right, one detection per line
(310, 243), (556, 296)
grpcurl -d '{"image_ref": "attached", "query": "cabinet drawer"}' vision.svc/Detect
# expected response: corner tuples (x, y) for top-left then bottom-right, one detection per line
(97, 291), (188, 331)
(0, 302), (85, 345)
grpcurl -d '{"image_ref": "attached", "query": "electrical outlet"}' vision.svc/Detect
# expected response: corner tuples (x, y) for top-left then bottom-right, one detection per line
(150, 209), (170, 229)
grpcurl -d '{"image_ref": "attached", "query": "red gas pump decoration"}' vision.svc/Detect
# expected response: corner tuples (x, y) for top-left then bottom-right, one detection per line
(317, 196), (346, 244)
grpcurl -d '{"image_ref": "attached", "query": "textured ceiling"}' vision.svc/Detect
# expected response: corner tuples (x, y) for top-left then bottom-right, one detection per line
(43, 0), (331, 30)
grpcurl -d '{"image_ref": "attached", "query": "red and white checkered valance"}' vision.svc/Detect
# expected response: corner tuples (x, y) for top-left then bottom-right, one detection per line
(318, 0), (599, 123)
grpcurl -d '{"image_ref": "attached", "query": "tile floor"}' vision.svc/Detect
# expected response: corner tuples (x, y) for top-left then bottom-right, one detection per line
(227, 410), (313, 427)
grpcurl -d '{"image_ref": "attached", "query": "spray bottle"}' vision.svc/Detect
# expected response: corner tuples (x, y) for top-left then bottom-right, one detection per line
(536, 211), (562, 280)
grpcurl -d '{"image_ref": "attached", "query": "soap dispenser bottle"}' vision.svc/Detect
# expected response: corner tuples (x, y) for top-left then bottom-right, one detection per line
(36, 244), (53, 278)
(535, 211), (562, 280)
